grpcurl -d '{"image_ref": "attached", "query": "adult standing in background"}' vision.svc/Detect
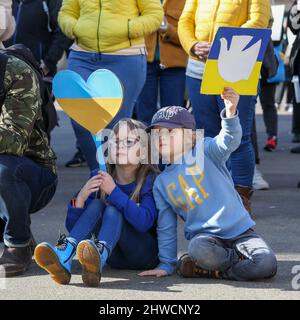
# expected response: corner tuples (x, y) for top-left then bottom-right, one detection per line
(5, 0), (69, 88)
(178, 0), (271, 212)
(135, 0), (187, 126)
(58, 0), (164, 171)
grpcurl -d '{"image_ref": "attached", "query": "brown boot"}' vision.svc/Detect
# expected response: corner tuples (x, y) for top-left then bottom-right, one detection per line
(176, 253), (222, 279)
(0, 245), (32, 277)
(235, 185), (254, 213)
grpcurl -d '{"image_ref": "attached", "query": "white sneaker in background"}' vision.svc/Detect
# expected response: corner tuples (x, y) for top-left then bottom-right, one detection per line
(253, 167), (270, 190)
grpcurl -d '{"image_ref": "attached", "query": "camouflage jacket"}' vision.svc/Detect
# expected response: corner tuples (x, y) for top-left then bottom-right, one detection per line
(1, 56), (57, 174)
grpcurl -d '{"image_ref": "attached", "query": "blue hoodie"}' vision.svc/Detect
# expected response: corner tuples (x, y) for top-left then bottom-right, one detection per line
(153, 109), (255, 275)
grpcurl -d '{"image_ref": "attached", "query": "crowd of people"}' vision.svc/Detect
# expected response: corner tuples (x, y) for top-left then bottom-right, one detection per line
(0, 0), (298, 287)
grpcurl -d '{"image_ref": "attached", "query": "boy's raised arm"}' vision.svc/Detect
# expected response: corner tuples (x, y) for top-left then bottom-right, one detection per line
(205, 87), (243, 164)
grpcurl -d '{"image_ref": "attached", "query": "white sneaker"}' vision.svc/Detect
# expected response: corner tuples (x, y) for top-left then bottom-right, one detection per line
(253, 167), (270, 190)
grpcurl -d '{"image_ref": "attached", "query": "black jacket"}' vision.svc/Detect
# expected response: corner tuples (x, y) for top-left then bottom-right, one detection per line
(288, 0), (300, 75)
(4, 0), (70, 76)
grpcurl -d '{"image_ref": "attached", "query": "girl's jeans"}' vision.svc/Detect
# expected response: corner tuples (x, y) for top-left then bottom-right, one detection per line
(68, 199), (159, 270)
(68, 51), (147, 171)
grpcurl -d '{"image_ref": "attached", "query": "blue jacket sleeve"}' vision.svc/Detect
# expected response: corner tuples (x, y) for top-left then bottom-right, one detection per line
(153, 182), (178, 275)
(205, 109), (242, 164)
(106, 176), (158, 233)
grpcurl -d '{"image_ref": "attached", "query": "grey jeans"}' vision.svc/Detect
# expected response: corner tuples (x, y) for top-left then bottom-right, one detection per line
(188, 229), (277, 281)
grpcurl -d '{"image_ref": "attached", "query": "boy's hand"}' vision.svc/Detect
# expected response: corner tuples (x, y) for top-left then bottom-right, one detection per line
(98, 171), (116, 195)
(138, 269), (168, 278)
(221, 87), (240, 118)
(76, 175), (102, 208)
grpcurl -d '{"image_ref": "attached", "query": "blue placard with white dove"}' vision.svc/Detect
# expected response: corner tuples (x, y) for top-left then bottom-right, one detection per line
(201, 27), (272, 95)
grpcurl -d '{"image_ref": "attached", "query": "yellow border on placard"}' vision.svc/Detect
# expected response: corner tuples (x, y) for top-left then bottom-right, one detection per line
(201, 60), (262, 96)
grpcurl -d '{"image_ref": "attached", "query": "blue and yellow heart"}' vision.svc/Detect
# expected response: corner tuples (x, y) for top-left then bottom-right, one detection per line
(53, 69), (123, 135)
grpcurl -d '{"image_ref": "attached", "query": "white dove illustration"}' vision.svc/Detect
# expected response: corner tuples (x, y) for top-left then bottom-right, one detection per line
(218, 35), (262, 83)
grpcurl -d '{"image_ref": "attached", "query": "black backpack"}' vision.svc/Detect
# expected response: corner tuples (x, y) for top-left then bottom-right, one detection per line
(0, 44), (58, 137)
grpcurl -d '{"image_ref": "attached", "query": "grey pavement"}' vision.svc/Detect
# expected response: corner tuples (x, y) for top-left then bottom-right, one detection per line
(0, 109), (300, 300)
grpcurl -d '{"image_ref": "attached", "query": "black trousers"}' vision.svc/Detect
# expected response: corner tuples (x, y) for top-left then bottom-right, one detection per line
(259, 82), (278, 138)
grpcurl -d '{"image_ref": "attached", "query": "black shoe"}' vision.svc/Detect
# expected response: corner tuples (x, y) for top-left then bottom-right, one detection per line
(292, 134), (300, 143)
(297, 181), (300, 188)
(291, 145), (300, 154)
(0, 224), (36, 256)
(0, 245), (32, 277)
(65, 149), (86, 168)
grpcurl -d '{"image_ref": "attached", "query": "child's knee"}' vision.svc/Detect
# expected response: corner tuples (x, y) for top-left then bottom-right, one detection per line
(253, 250), (277, 279)
(104, 205), (122, 219)
(188, 235), (223, 270)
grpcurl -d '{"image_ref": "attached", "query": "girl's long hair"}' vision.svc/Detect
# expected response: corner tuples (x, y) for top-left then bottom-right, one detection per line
(101, 118), (159, 203)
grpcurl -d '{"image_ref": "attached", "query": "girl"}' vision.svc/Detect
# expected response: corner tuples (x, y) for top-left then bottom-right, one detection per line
(58, 0), (163, 170)
(34, 119), (160, 287)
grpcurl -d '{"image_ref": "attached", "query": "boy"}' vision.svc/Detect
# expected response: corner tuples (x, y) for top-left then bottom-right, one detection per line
(139, 87), (277, 281)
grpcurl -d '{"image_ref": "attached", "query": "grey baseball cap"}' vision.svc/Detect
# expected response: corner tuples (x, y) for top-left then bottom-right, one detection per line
(146, 106), (196, 132)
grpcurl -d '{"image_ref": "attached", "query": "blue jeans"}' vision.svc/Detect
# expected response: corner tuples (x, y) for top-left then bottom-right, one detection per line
(187, 76), (256, 187)
(136, 62), (186, 125)
(69, 199), (159, 270)
(0, 155), (57, 247)
(68, 51), (147, 171)
(188, 229), (277, 281)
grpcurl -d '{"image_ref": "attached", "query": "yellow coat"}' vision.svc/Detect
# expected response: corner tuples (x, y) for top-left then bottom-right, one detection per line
(178, 0), (271, 57)
(58, 0), (164, 53)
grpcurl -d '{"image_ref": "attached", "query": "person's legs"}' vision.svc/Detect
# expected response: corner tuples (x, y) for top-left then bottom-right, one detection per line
(0, 155), (57, 277)
(68, 199), (105, 242)
(76, 205), (124, 286)
(0, 155), (57, 247)
(100, 53), (147, 128)
(34, 199), (105, 285)
(187, 234), (240, 272)
(183, 230), (277, 281)
(259, 82), (278, 138)
(68, 50), (99, 171)
(135, 62), (159, 125)
(160, 67), (186, 108)
(186, 76), (221, 137)
(216, 94), (256, 188)
(96, 205), (124, 259)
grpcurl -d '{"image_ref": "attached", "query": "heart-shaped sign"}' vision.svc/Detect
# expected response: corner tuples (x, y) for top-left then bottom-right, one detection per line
(53, 69), (123, 135)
